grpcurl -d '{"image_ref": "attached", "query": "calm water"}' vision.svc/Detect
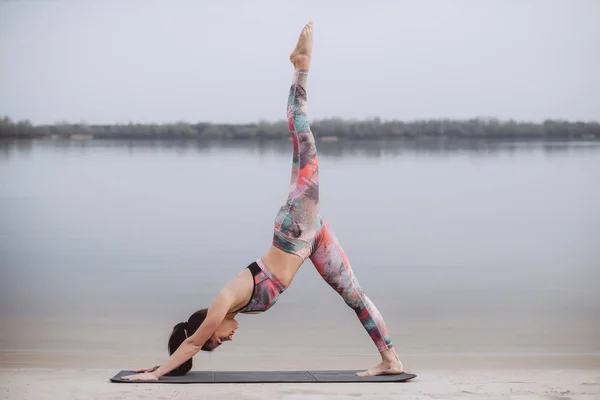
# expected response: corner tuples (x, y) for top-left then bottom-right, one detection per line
(1, 139), (599, 358)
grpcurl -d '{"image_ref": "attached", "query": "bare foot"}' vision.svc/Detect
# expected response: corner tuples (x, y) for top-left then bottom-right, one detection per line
(290, 22), (313, 70)
(356, 360), (404, 377)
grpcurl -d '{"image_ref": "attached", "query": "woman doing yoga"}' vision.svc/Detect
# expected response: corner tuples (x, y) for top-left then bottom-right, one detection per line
(122, 22), (404, 381)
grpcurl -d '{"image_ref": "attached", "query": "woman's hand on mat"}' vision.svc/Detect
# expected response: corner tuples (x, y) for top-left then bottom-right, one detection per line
(131, 365), (160, 373)
(121, 371), (160, 381)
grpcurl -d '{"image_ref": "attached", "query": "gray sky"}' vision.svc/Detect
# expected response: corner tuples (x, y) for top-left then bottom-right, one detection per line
(0, 0), (598, 125)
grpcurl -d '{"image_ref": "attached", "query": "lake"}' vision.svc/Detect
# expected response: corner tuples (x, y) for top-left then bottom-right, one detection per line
(0, 139), (599, 367)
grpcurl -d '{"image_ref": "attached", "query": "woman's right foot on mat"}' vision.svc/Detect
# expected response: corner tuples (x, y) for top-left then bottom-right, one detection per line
(356, 359), (404, 377)
(357, 349), (404, 377)
(290, 22), (313, 71)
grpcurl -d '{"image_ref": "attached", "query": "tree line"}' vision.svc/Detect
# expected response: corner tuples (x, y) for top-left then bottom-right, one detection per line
(1, 116), (598, 140)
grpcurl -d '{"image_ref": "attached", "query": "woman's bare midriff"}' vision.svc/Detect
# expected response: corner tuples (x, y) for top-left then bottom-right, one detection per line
(260, 245), (304, 287)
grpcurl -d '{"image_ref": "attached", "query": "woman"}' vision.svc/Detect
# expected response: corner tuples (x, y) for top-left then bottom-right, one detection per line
(122, 22), (404, 381)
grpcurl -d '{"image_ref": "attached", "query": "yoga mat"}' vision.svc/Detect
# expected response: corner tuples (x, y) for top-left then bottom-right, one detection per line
(110, 370), (417, 384)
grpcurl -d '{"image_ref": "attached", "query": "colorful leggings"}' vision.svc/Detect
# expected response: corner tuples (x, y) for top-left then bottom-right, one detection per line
(272, 69), (393, 353)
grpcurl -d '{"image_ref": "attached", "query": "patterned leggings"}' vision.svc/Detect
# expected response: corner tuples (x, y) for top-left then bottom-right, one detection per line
(273, 69), (393, 353)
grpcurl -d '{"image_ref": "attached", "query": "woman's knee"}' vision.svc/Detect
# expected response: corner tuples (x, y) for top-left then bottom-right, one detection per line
(341, 286), (366, 310)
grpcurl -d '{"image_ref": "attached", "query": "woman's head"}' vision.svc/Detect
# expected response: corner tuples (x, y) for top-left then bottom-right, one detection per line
(165, 308), (239, 376)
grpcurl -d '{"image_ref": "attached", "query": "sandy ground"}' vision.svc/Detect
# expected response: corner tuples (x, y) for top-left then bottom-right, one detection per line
(1, 317), (599, 398)
(1, 367), (599, 400)
(2, 353), (599, 400)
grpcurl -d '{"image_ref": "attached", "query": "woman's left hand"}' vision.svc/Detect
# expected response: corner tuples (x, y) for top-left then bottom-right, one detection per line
(120, 371), (160, 381)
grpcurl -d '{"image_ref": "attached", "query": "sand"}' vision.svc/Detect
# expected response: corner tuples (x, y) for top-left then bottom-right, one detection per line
(1, 317), (599, 399)
(2, 351), (599, 400)
(1, 367), (599, 400)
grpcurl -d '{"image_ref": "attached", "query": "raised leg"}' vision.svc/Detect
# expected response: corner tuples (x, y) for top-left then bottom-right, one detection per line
(273, 23), (320, 260)
(284, 20), (314, 193)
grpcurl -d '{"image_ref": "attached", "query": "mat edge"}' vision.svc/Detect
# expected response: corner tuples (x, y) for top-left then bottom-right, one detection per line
(109, 370), (417, 384)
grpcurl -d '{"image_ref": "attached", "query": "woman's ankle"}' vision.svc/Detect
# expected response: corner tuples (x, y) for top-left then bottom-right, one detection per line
(380, 348), (399, 364)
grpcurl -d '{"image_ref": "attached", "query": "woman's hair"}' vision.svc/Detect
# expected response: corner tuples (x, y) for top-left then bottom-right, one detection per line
(165, 308), (210, 376)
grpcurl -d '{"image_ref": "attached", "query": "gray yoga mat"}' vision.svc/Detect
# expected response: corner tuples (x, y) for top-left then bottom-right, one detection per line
(110, 370), (417, 383)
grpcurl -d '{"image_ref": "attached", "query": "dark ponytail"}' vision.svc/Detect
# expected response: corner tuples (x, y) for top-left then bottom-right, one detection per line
(165, 308), (209, 376)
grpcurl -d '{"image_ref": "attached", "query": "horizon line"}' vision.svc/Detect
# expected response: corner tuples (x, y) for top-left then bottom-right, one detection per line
(2, 116), (600, 126)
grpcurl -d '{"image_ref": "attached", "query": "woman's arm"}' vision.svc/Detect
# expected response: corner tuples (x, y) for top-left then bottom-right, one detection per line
(121, 289), (234, 381)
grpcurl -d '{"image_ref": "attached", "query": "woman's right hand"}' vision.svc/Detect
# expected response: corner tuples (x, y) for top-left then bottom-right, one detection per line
(131, 365), (160, 373)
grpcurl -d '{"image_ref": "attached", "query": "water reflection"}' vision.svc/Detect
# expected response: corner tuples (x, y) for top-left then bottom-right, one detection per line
(1, 137), (599, 161)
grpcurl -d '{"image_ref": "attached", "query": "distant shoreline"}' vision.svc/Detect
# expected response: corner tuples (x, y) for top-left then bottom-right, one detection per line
(3, 135), (599, 143)
(4, 136), (599, 159)
(1, 116), (598, 141)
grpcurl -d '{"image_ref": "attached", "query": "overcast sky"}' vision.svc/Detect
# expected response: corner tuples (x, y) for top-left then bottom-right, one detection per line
(0, 0), (598, 125)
